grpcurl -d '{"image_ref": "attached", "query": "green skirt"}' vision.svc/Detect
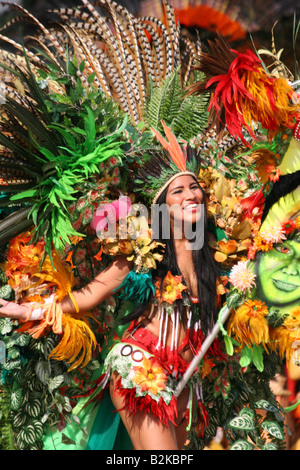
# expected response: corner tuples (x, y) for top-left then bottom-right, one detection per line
(43, 390), (132, 450)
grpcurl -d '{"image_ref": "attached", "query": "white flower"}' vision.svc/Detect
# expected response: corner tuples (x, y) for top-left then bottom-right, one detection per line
(229, 260), (256, 293)
(260, 221), (287, 244)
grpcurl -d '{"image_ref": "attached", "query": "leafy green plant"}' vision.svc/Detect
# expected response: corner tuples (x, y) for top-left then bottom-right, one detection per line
(0, 383), (16, 450)
(144, 69), (210, 141)
(186, 344), (285, 451)
(228, 402), (285, 450)
(0, 51), (129, 259)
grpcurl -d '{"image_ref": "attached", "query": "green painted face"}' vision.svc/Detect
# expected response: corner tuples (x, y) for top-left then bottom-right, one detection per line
(257, 235), (300, 309)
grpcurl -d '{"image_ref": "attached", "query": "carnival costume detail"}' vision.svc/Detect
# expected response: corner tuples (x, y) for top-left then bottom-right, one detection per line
(0, 0), (299, 451)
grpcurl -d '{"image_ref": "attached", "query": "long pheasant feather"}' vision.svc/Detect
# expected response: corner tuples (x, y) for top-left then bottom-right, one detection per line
(109, 1), (146, 104)
(0, 2), (66, 58)
(79, 0), (140, 123)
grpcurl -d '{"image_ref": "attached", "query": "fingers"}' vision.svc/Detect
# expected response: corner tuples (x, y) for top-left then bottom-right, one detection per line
(0, 298), (9, 308)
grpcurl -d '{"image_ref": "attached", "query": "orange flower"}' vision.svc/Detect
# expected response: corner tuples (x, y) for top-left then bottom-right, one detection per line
(69, 236), (83, 245)
(214, 239), (237, 263)
(65, 250), (75, 269)
(202, 357), (215, 379)
(265, 165), (282, 182)
(253, 233), (273, 252)
(155, 271), (187, 304)
(227, 299), (269, 349)
(132, 357), (167, 395)
(5, 232), (45, 287)
(212, 238), (252, 265)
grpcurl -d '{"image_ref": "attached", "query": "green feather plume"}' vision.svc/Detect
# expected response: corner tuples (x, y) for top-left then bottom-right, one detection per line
(116, 270), (155, 304)
(0, 47), (128, 259)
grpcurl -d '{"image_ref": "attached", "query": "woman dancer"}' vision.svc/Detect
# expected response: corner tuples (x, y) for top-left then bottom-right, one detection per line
(0, 126), (221, 450)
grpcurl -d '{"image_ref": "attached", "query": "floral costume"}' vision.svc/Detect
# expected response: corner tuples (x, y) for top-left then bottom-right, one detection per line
(104, 310), (225, 427)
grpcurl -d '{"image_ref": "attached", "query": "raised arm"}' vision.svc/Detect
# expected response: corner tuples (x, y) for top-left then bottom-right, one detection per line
(60, 256), (132, 313)
(0, 256), (132, 321)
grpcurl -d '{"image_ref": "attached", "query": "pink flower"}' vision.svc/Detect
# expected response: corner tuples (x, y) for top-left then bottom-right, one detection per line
(91, 196), (131, 232)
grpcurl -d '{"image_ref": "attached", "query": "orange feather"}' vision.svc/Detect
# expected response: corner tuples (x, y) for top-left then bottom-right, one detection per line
(151, 121), (187, 171)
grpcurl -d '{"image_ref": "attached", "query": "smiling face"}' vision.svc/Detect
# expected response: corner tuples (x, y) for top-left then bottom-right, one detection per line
(165, 175), (204, 239)
(257, 236), (300, 309)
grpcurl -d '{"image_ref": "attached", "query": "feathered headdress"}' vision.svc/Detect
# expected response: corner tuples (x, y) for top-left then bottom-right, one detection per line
(135, 121), (202, 203)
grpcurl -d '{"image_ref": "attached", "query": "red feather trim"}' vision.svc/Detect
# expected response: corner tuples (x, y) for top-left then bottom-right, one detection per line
(195, 401), (209, 438)
(115, 377), (178, 427)
(207, 49), (261, 145)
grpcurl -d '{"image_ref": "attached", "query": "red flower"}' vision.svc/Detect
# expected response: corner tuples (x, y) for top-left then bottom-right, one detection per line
(240, 188), (265, 223)
(282, 219), (296, 234)
(247, 245), (257, 260)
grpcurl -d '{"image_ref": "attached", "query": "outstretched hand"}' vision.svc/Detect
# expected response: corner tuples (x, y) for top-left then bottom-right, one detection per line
(0, 299), (29, 321)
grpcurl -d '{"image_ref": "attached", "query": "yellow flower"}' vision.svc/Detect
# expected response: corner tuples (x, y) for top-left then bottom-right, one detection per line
(221, 196), (240, 210)
(132, 357), (167, 395)
(155, 271), (187, 304)
(227, 299), (269, 349)
(117, 240), (133, 255)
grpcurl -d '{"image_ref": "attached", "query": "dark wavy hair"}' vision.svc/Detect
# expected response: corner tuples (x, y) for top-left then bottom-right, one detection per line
(121, 179), (220, 335)
(152, 182), (220, 334)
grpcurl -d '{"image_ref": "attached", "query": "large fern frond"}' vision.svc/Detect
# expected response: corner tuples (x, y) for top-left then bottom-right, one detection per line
(144, 69), (209, 141)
